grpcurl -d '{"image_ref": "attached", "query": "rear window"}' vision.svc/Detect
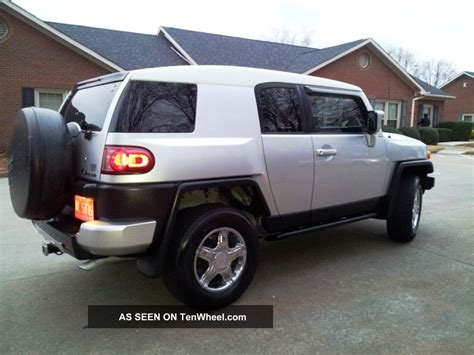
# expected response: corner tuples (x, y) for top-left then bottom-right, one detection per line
(63, 82), (120, 131)
(111, 81), (197, 133)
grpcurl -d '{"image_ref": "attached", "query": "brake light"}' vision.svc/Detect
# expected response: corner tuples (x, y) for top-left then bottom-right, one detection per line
(101, 146), (155, 174)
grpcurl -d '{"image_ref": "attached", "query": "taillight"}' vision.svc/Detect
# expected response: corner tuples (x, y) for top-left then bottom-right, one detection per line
(101, 146), (155, 174)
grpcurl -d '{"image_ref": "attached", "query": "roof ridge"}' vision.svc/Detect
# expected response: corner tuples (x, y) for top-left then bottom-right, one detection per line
(162, 26), (320, 51)
(318, 38), (369, 51)
(46, 21), (157, 37)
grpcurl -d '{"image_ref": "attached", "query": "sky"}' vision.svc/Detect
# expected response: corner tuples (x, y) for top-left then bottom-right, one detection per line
(14, 0), (474, 71)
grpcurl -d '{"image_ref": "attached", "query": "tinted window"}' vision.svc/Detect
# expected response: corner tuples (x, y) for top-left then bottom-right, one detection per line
(112, 81), (197, 133)
(63, 82), (120, 131)
(259, 87), (303, 133)
(307, 94), (365, 133)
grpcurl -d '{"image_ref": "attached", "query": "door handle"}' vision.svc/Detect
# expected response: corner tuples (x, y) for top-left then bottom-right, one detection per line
(316, 148), (337, 156)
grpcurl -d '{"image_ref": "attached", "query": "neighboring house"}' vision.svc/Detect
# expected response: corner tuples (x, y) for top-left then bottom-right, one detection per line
(441, 71), (474, 123)
(0, 0), (454, 153)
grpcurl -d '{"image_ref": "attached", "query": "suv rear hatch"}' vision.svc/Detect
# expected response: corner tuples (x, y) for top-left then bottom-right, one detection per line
(61, 72), (128, 182)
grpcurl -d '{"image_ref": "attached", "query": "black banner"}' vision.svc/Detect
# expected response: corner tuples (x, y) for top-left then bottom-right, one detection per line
(88, 305), (273, 328)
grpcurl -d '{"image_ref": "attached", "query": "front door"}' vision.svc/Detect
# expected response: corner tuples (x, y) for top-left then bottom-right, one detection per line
(422, 104), (434, 127)
(303, 89), (387, 223)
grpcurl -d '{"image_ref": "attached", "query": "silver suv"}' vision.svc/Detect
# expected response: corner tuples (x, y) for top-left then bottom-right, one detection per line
(8, 66), (434, 308)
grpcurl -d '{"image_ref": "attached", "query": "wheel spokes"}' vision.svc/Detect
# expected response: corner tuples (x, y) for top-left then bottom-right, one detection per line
(200, 266), (218, 287)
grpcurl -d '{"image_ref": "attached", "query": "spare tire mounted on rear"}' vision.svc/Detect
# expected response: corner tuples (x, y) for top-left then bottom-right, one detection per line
(8, 107), (72, 220)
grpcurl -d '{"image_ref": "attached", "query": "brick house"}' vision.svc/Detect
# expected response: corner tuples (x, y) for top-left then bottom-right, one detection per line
(0, 0), (455, 153)
(440, 71), (474, 123)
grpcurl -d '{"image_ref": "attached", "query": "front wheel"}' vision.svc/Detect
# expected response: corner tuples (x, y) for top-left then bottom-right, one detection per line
(163, 205), (258, 309)
(387, 174), (423, 243)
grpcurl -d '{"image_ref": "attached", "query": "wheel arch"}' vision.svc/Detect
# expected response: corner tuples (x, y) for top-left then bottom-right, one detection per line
(137, 177), (270, 277)
(380, 159), (434, 218)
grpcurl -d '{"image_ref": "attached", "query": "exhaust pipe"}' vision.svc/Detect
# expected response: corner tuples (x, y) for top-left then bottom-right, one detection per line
(42, 243), (63, 256)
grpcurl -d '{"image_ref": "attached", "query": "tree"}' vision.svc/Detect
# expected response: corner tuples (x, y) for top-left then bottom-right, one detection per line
(385, 45), (457, 87)
(262, 27), (314, 47)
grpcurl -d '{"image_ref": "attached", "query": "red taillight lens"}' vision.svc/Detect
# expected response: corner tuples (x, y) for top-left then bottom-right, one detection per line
(101, 146), (155, 174)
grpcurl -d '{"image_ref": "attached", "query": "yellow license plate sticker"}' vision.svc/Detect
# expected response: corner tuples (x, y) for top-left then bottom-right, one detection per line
(74, 195), (94, 222)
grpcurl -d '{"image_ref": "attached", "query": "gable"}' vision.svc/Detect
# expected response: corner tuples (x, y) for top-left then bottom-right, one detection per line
(310, 45), (417, 100)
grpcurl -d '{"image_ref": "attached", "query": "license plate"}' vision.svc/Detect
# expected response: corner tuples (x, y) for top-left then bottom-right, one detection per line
(74, 195), (94, 222)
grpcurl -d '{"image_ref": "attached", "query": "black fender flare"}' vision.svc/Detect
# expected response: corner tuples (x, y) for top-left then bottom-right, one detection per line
(382, 159), (434, 218)
(137, 177), (270, 277)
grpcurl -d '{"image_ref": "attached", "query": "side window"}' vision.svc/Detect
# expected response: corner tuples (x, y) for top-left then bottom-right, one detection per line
(258, 86), (304, 133)
(112, 81), (197, 133)
(306, 93), (365, 133)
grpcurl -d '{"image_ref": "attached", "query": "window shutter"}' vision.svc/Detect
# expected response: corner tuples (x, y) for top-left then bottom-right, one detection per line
(433, 105), (439, 126)
(21, 87), (35, 107)
(400, 100), (407, 127)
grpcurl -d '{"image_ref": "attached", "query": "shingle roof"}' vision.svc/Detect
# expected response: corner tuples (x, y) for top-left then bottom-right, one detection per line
(410, 75), (452, 96)
(47, 22), (187, 70)
(45, 23), (452, 98)
(162, 27), (367, 73)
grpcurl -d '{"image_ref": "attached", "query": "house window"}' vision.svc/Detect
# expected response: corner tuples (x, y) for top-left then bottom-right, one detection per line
(358, 53), (370, 69)
(461, 114), (473, 122)
(34, 89), (68, 111)
(374, 100), (401, 128)
(0, 17), (10, 41)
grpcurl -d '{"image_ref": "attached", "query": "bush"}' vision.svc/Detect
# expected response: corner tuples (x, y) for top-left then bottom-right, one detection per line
(436, 128), (452, 142)
(471, 130), (474, 139)
(382, 125), (402, 134)
(418, 127), (439, 145)
(451, 122), (472, 141)
(398, 127), (421, 141)
(437, 122), (456, 130)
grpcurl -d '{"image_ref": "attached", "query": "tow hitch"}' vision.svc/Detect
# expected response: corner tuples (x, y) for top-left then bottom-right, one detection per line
(42, 243), (63, 256)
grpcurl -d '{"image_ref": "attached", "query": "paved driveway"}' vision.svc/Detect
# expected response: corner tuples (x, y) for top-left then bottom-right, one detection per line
(1, 154), (473, 354)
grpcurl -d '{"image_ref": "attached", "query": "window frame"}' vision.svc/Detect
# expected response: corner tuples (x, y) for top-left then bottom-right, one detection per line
(374, 100), (401, 128)
(461, 113), (473, 122)
(301, 88), (368, 134)
(254, 82), (309, 134)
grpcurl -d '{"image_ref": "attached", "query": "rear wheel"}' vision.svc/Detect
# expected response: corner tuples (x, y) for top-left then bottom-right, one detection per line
(163, 205), (258, 309)
(387, 174), (423, 243)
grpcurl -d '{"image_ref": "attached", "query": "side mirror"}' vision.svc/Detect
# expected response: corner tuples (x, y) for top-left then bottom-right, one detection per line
(367, 110), (383, 135)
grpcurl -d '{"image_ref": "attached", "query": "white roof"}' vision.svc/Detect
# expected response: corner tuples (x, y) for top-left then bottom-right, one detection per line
(129, 65), (363, 92)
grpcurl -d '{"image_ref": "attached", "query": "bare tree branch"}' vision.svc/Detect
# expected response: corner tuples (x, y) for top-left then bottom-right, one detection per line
(262, 26), (314, 47)
(384, 44), (457, 87)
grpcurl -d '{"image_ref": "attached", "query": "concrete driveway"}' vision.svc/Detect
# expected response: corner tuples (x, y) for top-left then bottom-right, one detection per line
(1, 154), (473, 354)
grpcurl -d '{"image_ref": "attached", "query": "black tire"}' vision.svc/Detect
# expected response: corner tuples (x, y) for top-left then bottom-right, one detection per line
(387, 174), (423, 243)
(163, 204), (258, 309)
(8, 107), (72, 220)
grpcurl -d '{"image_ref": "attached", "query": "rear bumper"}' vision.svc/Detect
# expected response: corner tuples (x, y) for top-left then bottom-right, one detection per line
(33, 218), (156, 258)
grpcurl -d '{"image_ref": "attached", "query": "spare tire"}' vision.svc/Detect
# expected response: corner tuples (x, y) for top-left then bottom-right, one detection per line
(8, 107), (72, 220)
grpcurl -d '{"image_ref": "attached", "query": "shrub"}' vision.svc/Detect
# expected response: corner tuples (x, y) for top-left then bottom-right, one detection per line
(437, 122), (456, 130)
(398, 127), (421, 141)
(471, 130), (474, 140)
(418, 127), (439, 145)
(436, 128), (452, 142)
(382, 125), (402, 134)
(451, 122), (472, 141)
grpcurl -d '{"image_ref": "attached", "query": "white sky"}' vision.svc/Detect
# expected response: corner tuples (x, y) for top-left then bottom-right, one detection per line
(14, 0), (474, 71)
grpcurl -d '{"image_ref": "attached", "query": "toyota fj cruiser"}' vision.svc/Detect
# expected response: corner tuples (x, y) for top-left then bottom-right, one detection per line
(8, 66), (434, 308)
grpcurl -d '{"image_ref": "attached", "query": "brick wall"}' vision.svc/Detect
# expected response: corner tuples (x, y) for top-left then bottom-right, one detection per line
(310, 45), (417, 127)
(442, 75), (474, 121)
(0, 10), (111, 153)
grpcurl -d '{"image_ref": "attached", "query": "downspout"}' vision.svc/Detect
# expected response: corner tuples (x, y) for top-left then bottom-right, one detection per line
(410, 95), (425, 127)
